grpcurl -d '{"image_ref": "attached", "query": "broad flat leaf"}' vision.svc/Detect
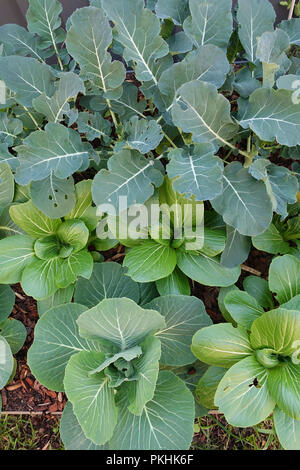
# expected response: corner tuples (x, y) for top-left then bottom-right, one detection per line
(177, 251), (240, 287)
(237, 0), (276, 64)
(158, 45), (229, 108)
(220, 226), (251, 268)
(66, 6), (125, 96)
(139, 282), (159, 306)
(37, 284), (74, 317)
(33, 72), (85, 123)
(26, 0), (64, 49)
(9, 200), (61, 238)
(0, 205), (23, 240)
(256, 30), (289, 67)
(0, 336), (14, 389)
(110, 82), (147, 121)
(55, 250), (93, 288)
(172, 81), (238, 147)
(64, 350), (117, 445)
(0, 144), (19, 171)
(281, 294), (300, 310)
(0, 318), (26, 354)
(102, 0), (169, 84)
(0, 56), (55, 107)
(21, 256), (62, 299)
(65, 180), (93, 221)
(234, 68), (260, 99)
(126, 336), (161, 415)
(224, 291), (264, 330)
(57, 220), (89, 253)
(183, 0), (232, 50)
(269, 255), (300, 303)
(34, 236), (59, 260)
(211, 162), (273, 236)
(266, 165), (298, 219)
(239, 88), (300, 147)
(167, 144), (223, 201)
(92, 150), (163, 214)
(192, 323), (253, 368)
(195, 366), (226, 409)
(74, 262), (140, 308)
(0, 285), (15, 323)
(278, 18), (300, 46)
(0, 113), (23, 147)
(274, 406), (300, 450)
(0, 235), (35, 284)
(166, 31), (193, 54)
(214, 356), (276, 427)
(110, 371), (194, 450)
(123, 240), (177, 283)
(77, 297), (166, 349)
(125, 117), (163, 153)
(77, 112), (111, 141)
(60, 401), (106, 450)
(250, 308), (300, 356)
(155, 0), (189, 25)
(15, 123), (92, 185)
(30, 174), (76, 219)
(243, 276), (274, 310)
(60, 402), (104, 451)
(252, 223), (291, 255)
(155, 267), (190, 296)
(27, 303), (102, 391)
(0, 164), (14, 206)
(147, 295), (212, 366)
(268, 362), (300, 420)
(277, 74), (300, 91)
(0, 24), (45, 61)
(218, 285), (239, 324)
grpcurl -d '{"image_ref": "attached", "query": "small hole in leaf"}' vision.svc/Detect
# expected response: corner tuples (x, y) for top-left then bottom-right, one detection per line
(54, 189), (58, 193)
(54, 203), (58, 208)
(49, 195), (53, 200)
(65, 195), (68, 200)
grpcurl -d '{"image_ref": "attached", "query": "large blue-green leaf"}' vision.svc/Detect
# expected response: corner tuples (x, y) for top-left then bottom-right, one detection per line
(26, 0), (65, 50)
(0, 235), (35, 284)
(0, 164), (14, 206)
(124, 116), (163, 153)
(155, 0), (189, 25)
(0, 24), (45, 61)
(146, 295), (212, 366)
(278, 18), (300, 46)
(66, 7), (125, 97)
(110, 371), (195, 450)
(211, 162), (273, 236)
(0, 56), (55, 107)
(0, 113), (23, 147)
(15, 123), (92, 185)
(167, 144), (223, 201)
(0, 285), (15, 324)
(220, 226), (251, 268)
(224, 290), (264, 330)
(101, 0), (169, 84)
(183, 0), (232, 50)
(268, 255), (300, 303)
(268, 361), (300, 420)
(74, 262), (140, 308)
(77, 297), (166, 349)
(92, 150), (163, 214)
(0, 318), (26, 354)
(0, 335), (14, 389)
(237, 0), (276, 64)
(172, 81), (238, 147)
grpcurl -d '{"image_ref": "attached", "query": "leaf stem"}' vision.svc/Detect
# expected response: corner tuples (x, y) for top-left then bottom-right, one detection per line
(106, 98), (118, 128)
(23, 106), (42, 131)
(288, 0), (296, 19)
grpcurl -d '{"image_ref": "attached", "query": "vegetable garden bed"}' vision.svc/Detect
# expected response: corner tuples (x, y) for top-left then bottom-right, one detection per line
(0, 0), (300, 452)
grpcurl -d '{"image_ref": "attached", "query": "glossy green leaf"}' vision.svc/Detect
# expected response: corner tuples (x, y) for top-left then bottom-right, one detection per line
(0, 335), (14, 389)
(269, 254), (300, 303)
(55, 250), (93, 289)
(195, 366), (226, 409)
(9, 200), (61, 238)
(252, 223), (291, 255)
(0, 318), (26, 354)
(0, 235), (35, 284)
(21, 256), (61, 299)
(57, 220), (89, 253)
(0, 285), (15, 324)
(192, 323), (253, 368)
(268, 361), (300, 420)
(124, 240), (177, 283)
(34, 235), (60, 260)
(37, 284), (74, 317)
(214, 355), (276, 427)
(274, 406), (300, 450)
(26, 0), (65, 50)
(0, 164), (14, 207)
(224, 291), (264, 330)
(220, 226), (251, 268)
(155, 267), (191, 296)
(243, 276), (274, 310)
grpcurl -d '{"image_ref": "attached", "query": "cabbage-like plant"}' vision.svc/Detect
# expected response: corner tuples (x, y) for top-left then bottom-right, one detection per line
(192, 254), (300, 450)
(0, 180), (108, 300)
(0, 285), (26, 410)
(28, 286), (212, 449)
